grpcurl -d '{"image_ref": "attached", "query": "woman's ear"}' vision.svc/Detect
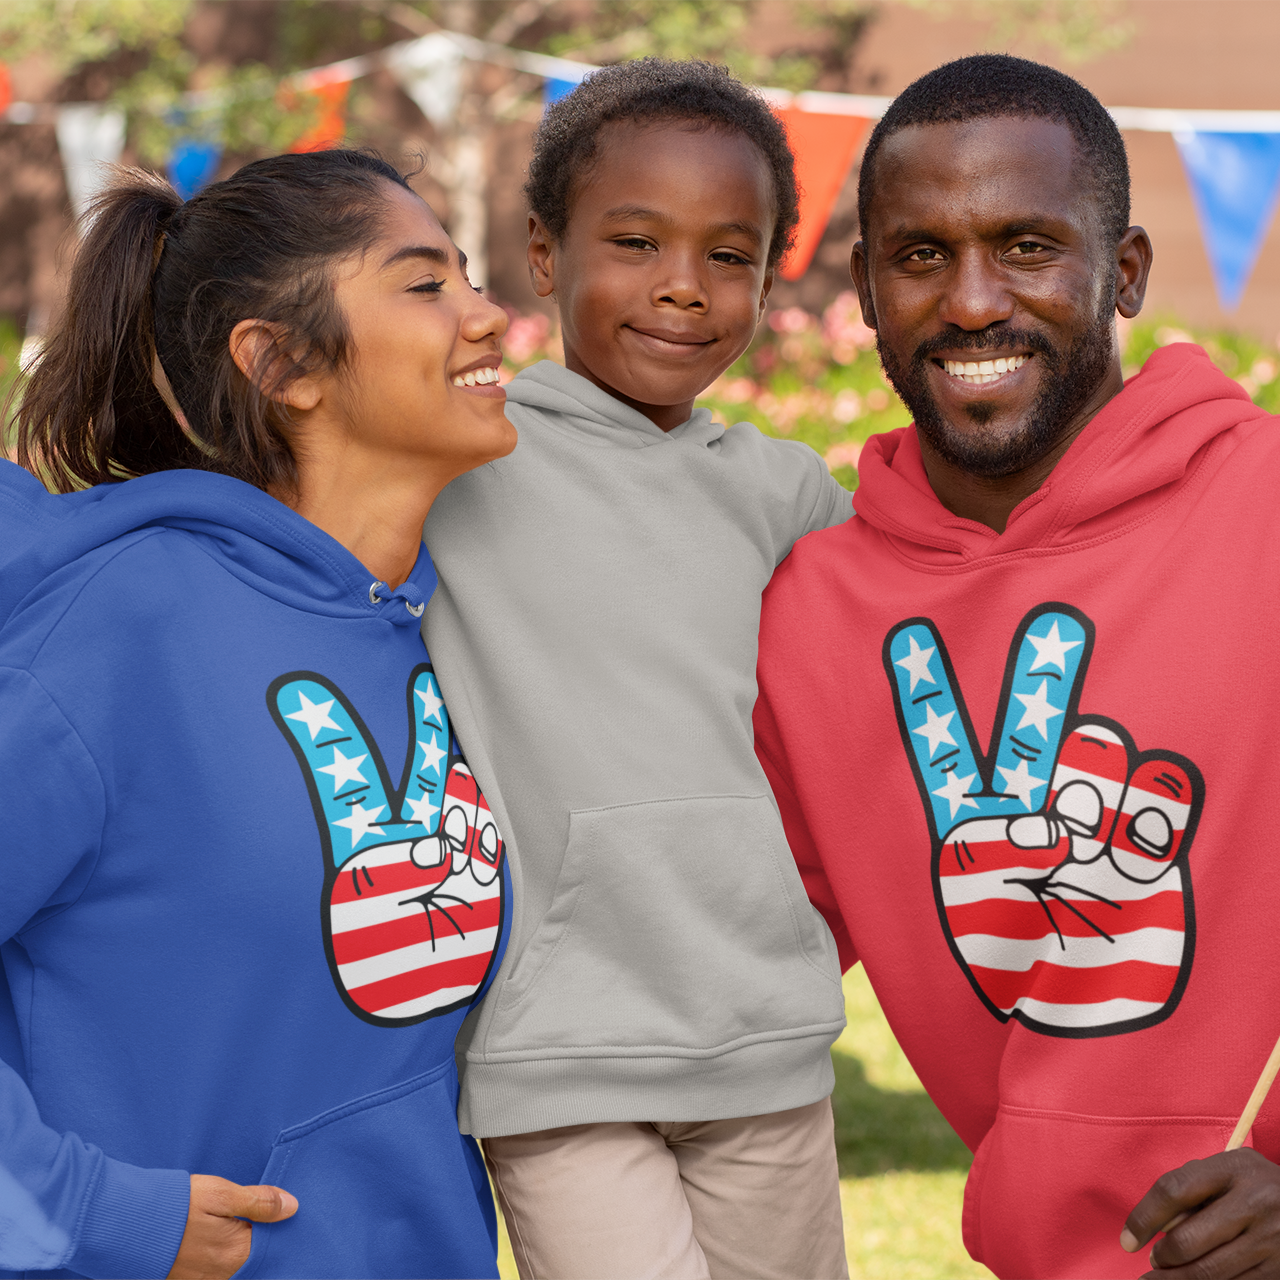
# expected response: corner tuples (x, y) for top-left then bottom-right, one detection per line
(229, 320), (323, 412)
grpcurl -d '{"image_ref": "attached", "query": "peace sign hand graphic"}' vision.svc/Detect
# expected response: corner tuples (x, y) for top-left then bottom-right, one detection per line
(884, 604), (1203, 1037)
(270, 664), (504, 1026)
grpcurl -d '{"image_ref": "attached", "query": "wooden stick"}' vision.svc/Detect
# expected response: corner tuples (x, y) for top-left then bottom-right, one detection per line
(1226, 1030), (1280, 1151)
(1154, 1029), (1280, 1238)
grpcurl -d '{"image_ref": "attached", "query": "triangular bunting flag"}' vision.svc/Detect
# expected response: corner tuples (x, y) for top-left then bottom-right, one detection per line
(544, 77), (578, 109)
(387, 33), (463, 129)
(775, 109), (869, 281)
(1174, 130), (1280, 311)
(54, 103), (126, 222)
(168, 138), (222, 200)
(289, 78), (350, 153)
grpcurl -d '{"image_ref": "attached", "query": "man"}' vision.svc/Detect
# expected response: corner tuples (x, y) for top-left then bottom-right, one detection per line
(754, 53), (1280, 1280)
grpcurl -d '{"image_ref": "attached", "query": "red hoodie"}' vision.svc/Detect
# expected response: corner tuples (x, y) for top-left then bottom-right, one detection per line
(754, 344), (1280, 1279)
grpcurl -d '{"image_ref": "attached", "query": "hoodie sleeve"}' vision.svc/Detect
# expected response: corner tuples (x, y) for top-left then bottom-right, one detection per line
(753, 675), (857, 972)
(0, 667), (190, 1279)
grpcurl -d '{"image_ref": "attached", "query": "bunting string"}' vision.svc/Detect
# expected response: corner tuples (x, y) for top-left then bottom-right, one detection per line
(4, 31), (1280, 307)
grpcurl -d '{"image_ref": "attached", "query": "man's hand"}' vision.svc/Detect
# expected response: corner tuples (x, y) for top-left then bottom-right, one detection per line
(167, 1174), (298, 1280)
(1122, 1149), (1280, 1277)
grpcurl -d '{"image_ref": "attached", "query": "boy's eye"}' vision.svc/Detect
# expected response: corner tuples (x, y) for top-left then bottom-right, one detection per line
(710, 250), (750, 266)
(614, 237), (655, 251)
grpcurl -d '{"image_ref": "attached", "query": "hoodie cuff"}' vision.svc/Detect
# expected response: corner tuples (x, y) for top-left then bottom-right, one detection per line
(71, 1157), (190, 1279)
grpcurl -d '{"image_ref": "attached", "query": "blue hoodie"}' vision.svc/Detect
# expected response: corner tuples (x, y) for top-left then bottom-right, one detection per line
(0, 462), (510, 1280)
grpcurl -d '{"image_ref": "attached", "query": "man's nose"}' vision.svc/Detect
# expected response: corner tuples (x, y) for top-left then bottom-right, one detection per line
(936, 249), (1015, 331)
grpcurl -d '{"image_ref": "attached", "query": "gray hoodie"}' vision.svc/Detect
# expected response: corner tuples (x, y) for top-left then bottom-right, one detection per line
(422, 360), (851, 1138)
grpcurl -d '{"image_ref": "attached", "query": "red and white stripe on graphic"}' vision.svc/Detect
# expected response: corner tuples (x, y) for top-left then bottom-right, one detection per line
(938, 726), (1189, 1029)
(327, 776), (504, 1021)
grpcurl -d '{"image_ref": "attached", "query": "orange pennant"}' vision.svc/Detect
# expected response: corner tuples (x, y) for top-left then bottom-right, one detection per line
(289, 79), (350, 153)
(776, 109), (870, 281)
(0, 64), (12, 115)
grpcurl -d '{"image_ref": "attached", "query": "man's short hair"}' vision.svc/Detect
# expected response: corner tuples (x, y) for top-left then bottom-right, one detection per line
(525, 58), (800, 268)
(857, 54), (1130, 245)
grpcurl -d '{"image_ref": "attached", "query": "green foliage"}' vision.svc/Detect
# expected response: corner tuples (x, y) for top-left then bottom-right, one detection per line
(541, 0), (873, 93)
(0, 318), (24, 453)
(903, 0), (1133, 64)
(0, 0), (192, 71)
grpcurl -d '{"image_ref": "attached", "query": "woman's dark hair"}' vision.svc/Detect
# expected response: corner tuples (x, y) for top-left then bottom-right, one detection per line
(17, 149), (414, 493)
(525, 58), (800, 268)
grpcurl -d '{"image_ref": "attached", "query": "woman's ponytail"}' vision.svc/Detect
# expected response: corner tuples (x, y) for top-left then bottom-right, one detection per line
(17, 149), (415, 493)
(15, 169), (202, 491)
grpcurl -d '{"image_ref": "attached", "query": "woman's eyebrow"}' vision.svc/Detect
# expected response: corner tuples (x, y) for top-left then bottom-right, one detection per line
(381, 244), (452, 270)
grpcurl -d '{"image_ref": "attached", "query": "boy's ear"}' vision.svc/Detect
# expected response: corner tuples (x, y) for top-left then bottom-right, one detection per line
(527, 213), (557, 300)
(229, 320), (323, 412)
(758, 267), (775, 321)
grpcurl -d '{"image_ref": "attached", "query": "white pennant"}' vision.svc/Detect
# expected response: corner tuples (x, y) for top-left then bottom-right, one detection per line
(386, 33), (463, 129)
(55, 103), (126, 223)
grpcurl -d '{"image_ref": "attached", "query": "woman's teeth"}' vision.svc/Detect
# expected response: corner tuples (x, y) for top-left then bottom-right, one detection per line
(453, 367), (500, 387)
(942, 355), (1029, 384)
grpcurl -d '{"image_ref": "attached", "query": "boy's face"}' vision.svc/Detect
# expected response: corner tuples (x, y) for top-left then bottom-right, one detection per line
(528, 121), (776, 432)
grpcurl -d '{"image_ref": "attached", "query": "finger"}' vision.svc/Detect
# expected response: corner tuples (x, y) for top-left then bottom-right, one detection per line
(269, 673), (394, 864)
(1125, 1154), (1240, 1250)
(397, 663), (452, 837)
(990, 605), (1092, 816)
(224, 1184), (299, 1223)
(1047, 721), (1132, 861)
(1109, 752), (1204, 883)
(883, 620), (989, 836)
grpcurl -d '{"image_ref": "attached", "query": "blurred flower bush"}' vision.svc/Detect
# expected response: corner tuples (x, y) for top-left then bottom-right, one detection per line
(8, 308), (1280, 474)
(499, 302), (1280, 495)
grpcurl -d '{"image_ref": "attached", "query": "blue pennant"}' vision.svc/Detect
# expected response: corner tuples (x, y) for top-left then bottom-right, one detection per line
(168, 138), (222, 201)
(543, 77), (579, 109)
(1175, 130), (1280, 311)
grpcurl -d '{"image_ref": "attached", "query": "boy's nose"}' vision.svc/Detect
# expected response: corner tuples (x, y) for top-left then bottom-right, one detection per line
(652, 257), (709, 310)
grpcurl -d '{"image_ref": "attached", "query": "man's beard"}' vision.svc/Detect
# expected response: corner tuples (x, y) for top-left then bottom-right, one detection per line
(877, 303), (1116, 479)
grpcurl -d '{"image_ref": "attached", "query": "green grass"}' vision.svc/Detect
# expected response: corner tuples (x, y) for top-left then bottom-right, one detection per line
(494, 967), (990, 1279)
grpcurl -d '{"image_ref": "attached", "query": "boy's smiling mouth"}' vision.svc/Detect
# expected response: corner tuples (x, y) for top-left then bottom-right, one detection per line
(625, 324), (716, 355)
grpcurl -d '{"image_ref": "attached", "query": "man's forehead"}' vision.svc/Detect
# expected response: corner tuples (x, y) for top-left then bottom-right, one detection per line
(869, 115), (1089, 239)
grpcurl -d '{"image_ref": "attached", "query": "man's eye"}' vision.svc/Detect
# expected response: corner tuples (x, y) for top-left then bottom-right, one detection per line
(907, 248), (943, 263)
(1009, 241), (1046, 256)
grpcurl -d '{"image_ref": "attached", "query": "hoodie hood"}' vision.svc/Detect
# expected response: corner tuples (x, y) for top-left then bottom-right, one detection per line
(853, 343), (1268, 566)
(0, 463), (435, 629)
(507, 358), (726, 448)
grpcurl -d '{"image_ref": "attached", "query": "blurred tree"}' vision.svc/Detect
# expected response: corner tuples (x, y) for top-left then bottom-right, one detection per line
(902, 0), (1133, 63)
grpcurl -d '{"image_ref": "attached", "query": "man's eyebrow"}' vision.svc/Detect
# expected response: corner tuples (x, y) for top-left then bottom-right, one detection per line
(381, 244), (452, 269)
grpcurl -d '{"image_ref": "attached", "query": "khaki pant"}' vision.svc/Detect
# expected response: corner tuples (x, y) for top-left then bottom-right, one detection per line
(483, 1098), (848, 1280)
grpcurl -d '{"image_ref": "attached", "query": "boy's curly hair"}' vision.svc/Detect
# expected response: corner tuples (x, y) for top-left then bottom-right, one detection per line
(525, 58), (800, 268)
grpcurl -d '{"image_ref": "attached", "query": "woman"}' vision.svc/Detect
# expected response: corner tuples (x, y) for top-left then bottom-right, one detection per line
(1, 150), (514, 1280)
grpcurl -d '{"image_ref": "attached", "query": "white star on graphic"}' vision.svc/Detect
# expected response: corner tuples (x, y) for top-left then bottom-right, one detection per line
(895, 635), (937, 693)
(415, 685), (445, 725)
(996, 758), (1047, 811)
(1025, 622), (1082, 673)
(316, 746), (368, 793)
(404, 793), (441, 826)
(1014, 680), (1064, 740)
(286, 691), (342, 741)
(913, 703), (957, 757)
(933, 770), (979, 821)
(418, 737), (448, 774)
(332, 801), (385, 850)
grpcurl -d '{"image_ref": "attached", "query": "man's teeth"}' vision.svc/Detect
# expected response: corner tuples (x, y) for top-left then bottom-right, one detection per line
(452, 367), (500, 387)
(942, 354), (1029, 384)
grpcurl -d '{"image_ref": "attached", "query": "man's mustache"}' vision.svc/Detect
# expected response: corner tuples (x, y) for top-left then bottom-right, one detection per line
(913, 327), (1058, 363)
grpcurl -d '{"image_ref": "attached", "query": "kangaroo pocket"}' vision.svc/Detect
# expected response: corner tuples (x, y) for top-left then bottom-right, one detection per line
(963, 1104), (1234, 1279)
(493, 794), (843, 1055)
(231, 1062), (497, 1280)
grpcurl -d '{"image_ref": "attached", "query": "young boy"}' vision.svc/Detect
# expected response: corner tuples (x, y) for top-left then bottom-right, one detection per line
(423, 59), (852, 1280)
